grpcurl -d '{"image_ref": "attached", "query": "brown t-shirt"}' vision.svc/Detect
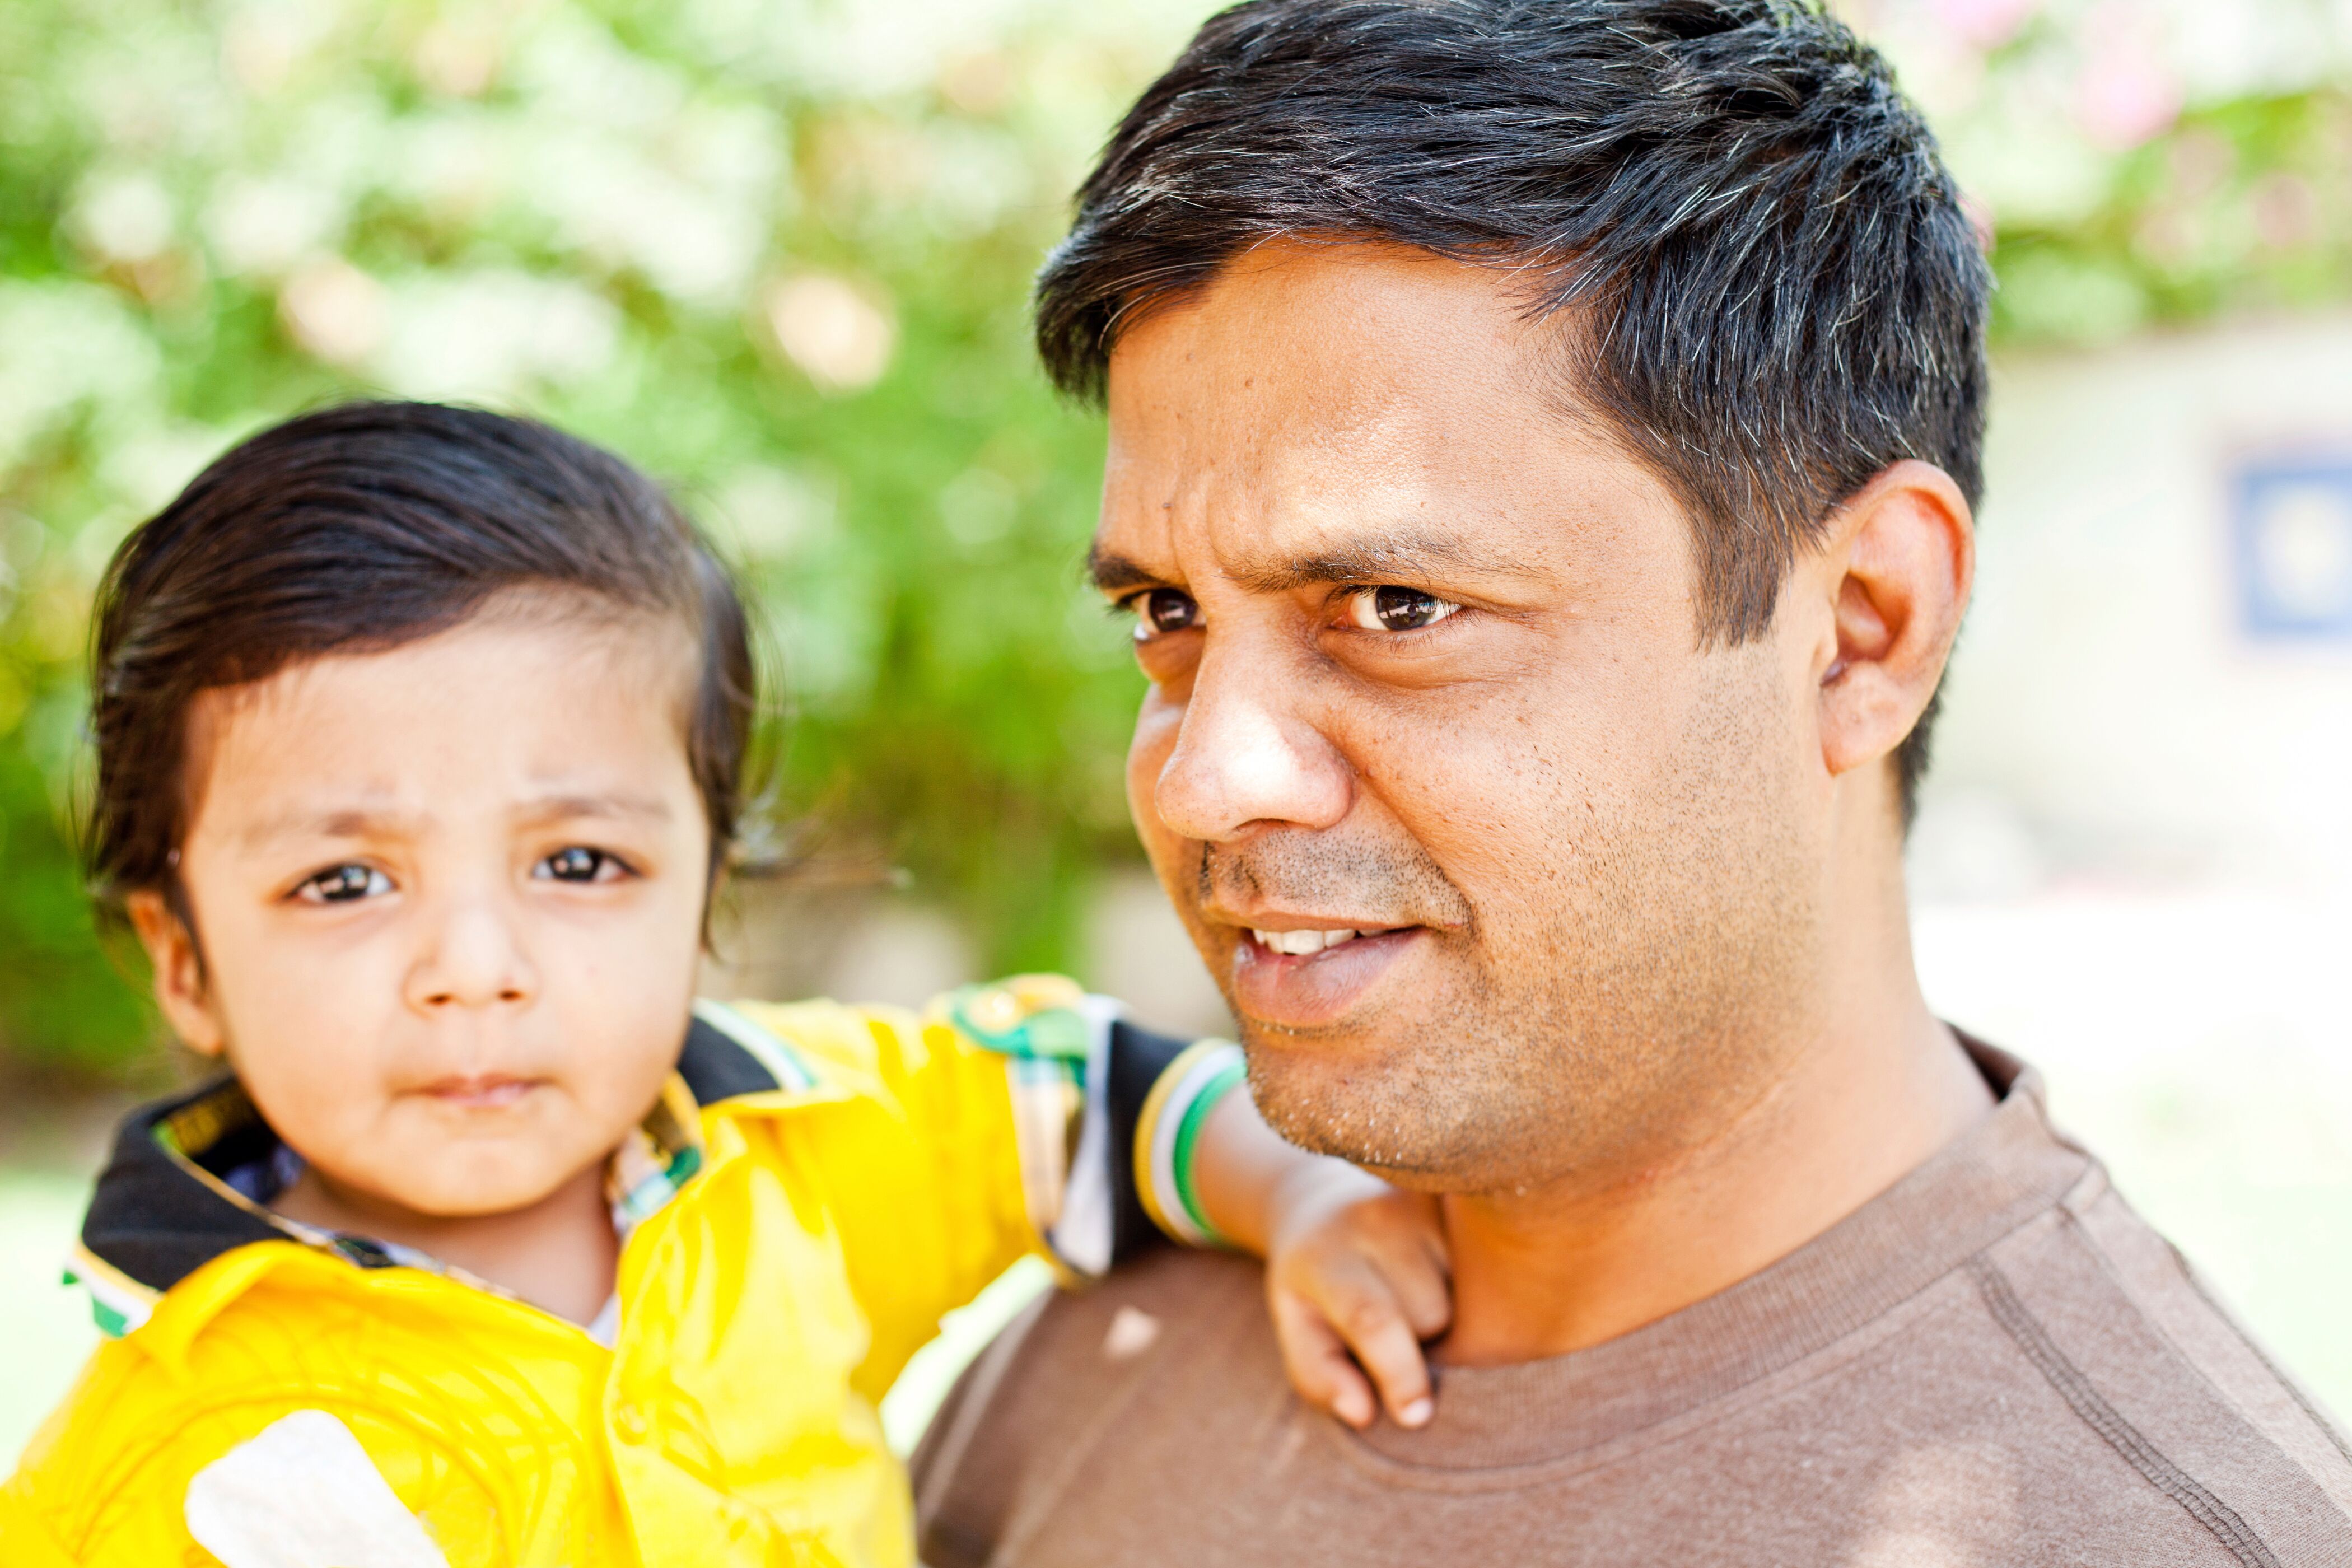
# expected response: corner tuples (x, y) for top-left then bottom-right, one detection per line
(913, 1044), (2352, 1566)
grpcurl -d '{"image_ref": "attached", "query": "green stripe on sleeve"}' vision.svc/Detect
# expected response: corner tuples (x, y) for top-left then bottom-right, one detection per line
(1169, 1054), (1250, 1245)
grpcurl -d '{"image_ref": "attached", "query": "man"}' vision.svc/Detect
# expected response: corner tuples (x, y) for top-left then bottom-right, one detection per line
(912, 1), (2352, 1562)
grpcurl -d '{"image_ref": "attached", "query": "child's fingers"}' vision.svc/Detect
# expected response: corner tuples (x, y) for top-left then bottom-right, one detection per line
(1326, 1281), (1435, 1430)
(1382, 1221), (1454, 1342)
(1270, 1285), (1379, 1429)
(1337, 1194), (1453, 1341)
(1283, 1254), (1435, 1429)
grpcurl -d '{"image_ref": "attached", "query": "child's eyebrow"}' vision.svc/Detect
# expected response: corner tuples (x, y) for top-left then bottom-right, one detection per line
(514, 791), (675, 826)
(239, 805), (422, 848)
(234, 792), (673, 848)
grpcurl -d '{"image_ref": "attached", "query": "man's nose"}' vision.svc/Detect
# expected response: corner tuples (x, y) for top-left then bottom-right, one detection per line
(1153, 640), (1352, 843)
(404, 893), (538, 1012)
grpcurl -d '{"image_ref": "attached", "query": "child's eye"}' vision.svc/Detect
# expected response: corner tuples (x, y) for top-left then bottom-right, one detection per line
(296, 864), (394, 904)
(534, 847), (629, 884)
(1343, 586), (1461, 632)
(1126, 587), (1202, 641)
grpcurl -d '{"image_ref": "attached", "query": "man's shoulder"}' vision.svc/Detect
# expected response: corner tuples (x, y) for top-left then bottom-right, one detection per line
(912, 1246), (1278, 1567)
(1975, 1169), (2352, 1557)
(913, 1201), (2352, 1568)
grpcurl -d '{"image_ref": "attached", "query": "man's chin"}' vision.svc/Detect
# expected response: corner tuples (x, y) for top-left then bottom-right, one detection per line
(1237, 1024), (1481, 1178)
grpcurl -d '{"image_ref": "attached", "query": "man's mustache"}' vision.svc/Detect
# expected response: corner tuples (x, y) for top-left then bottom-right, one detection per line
(1195, 832), (1474, 929)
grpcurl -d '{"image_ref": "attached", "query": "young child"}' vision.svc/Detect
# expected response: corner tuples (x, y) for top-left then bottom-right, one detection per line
(0, 404), (1450, 1567)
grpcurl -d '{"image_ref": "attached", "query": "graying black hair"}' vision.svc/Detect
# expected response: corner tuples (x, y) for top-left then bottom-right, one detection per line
(1037, 0), (1990, 811)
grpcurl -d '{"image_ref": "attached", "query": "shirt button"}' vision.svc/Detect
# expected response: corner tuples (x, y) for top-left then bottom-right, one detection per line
(614, 1402), (650, 1441)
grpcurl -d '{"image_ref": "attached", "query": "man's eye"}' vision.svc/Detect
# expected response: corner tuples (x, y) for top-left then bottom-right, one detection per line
(535, 847), (627, 884)
(1130, 587), (1202, 640)
(296, 864), (393, 904)
(1346, 586), (1461, 632)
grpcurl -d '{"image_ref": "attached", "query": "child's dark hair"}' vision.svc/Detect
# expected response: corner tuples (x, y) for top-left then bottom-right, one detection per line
(85, 400), (758, 926)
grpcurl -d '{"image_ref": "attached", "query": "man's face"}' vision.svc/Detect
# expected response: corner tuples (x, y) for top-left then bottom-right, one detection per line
(1098, 243), (1836, 1193)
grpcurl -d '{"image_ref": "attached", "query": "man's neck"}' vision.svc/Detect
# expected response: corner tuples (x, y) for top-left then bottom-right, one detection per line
(1435, 864), (1994, 1367)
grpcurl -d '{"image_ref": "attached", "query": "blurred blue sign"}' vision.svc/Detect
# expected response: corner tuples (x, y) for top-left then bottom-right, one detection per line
(2230, 454), (2352, 641)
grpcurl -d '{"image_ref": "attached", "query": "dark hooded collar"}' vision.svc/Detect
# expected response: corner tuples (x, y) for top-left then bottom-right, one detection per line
(79, 1010), (793, 1298)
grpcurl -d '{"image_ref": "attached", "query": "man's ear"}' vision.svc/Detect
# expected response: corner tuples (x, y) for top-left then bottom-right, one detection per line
(1812, 459), (1975, 782)
(125, 888), (227, 1057)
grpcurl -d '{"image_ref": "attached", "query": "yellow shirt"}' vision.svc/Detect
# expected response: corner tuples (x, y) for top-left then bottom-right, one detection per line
(1, 982), (1208, 1568)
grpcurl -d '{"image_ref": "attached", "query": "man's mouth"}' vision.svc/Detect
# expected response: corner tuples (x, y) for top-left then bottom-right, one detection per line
(1247, 926), (1396, 956)
(1232, 923), (1425, 1028)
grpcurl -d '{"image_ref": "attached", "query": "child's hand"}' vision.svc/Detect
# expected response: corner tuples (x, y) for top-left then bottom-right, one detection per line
(1262, 1163), (1451, 1430)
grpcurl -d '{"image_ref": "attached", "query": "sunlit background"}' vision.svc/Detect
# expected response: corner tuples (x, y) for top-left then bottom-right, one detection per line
(3, 0), (2350, 1467)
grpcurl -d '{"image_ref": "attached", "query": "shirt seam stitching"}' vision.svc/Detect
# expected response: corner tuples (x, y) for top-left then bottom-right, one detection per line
(1970, 1256), (2283, 1568)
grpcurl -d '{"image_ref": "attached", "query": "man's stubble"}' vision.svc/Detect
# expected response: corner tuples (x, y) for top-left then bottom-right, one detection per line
(1194, 651), (1825, 1199)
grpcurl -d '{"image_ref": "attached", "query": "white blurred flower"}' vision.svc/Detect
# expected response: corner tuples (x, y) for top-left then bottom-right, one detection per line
(763, 274), (896, 393)
(278, 257), (389, 367)
(221, 0), (339, 95)
(525, 139), (768, 307)
(99, 424), (244, 512)
(619, 179), (767, 306)
(781, 0), (1032, 97)
(371, 271), (619, 398)
(395, 114), (510, 228)
(672, 103), (787, 198)
(295, 90), (401, 185)
(0, 282), (164, 474)
(413, 18), (503, 98)
(715, 464), (836, 559)
(508, 10), (687, 133)
(521, 281), (622, 383)
(925, 127), (1030, 236)
(71, 172), (175, 263)
(205, 175), (339, 277)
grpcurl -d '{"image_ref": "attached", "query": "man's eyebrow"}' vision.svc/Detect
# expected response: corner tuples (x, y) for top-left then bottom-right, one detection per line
(1226, 529), (1540, 594)
(1086, 545), (1164, 596)
(1089, 530), (1541, 598)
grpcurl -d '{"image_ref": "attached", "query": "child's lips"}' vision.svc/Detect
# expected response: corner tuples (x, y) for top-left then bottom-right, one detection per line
(414, 1075), (542, 1109)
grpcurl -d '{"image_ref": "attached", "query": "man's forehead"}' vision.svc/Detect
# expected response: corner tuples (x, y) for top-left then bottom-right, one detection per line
(1091, 242), (1659, 591)
(1105, 244), (1542, 449)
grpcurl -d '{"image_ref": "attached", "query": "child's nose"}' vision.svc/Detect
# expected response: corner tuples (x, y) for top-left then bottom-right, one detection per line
(407, 897), (538, 1011)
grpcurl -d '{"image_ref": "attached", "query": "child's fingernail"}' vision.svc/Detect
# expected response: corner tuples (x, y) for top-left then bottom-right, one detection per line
(1338, 1391), (1371, 1426)
(1399, 1398), (1433, 1428)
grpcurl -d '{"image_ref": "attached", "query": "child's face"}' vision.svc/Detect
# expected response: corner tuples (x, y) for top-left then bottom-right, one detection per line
(128, 599), (713, 1219)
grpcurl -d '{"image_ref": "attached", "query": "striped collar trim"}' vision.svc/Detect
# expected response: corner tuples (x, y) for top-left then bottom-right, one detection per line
(71, 1005), (820, 1335)
(688, 997), (820, 1091)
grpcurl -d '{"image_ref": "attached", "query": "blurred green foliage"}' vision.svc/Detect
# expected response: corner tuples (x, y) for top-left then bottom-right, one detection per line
(1986, 88), (2352, 344)
(0, 0), (1213, 1072)
(2, 0), (2348, 1074)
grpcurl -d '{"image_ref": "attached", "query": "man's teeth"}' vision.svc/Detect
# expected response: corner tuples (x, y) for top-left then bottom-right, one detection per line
(1252, 928), (1367, 956)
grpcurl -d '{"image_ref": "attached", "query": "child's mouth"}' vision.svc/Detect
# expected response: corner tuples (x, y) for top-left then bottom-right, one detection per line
(417, 1075), (541, 1110)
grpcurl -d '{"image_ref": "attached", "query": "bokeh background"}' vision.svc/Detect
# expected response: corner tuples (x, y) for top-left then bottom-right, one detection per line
(4, 0), (2351, 1466)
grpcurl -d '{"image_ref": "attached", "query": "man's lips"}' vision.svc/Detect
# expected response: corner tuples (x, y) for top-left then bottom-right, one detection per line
(1244, 923), (1402, 956)
(1229, 923), (1427, 1029)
